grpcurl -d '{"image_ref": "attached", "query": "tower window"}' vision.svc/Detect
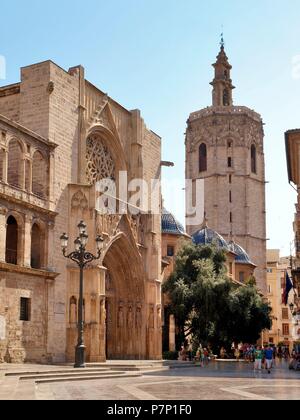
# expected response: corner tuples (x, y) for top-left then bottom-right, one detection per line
(223, 89), (230, 106)
(229, 175), (232, 184)
(230, 212), (233, 223)
(229, 191), (232, 203)
(251, 145), (257, 174)
(167, 246), (175, 257)
(199, 143), (207, 173)
(228, 157), (232, 168)
(20, 298), (31, 322)
(227, 141), (232, 148)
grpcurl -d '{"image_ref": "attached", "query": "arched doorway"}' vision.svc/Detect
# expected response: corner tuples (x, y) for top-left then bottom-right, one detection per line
(6, 216), (18, 265)
(103, 234), (145, 360)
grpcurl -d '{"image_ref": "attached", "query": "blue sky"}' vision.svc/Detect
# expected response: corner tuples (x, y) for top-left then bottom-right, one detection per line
(1, 0), (300, 256)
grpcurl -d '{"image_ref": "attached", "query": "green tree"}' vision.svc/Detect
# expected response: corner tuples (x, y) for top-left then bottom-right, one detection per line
(163, 242), (272, 351)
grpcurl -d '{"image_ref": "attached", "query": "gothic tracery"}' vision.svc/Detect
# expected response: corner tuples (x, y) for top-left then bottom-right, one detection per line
(86, 135), (116, 184)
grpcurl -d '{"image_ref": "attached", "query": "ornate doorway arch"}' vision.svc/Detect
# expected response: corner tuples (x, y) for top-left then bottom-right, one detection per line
(103, 234), (146, 360)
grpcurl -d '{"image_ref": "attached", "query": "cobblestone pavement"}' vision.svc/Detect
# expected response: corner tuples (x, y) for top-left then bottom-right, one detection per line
(0, 361), (299, 400)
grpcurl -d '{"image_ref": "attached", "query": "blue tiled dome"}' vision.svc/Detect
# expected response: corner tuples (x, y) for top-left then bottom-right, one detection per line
(228, 241), (255, 266)
(192, 227), (229, 251)
(162, 208), (186, 236)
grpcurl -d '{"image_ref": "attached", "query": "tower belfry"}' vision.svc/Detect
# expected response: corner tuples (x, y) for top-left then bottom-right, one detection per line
(210, 39), (235, 107)
(185, 42), (267, 294)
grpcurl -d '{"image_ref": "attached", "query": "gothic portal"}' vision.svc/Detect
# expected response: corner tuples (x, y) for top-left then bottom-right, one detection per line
(0, 61), (162, 363)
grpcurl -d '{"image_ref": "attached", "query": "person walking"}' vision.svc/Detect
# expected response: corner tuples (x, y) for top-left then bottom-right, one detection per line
(265, 345), (274, 374)
(203, 348), (209, 366)
(254, 346), (263, 371)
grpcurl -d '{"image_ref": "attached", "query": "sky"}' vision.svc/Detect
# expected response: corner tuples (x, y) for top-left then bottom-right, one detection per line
(1, 0), (300, 256)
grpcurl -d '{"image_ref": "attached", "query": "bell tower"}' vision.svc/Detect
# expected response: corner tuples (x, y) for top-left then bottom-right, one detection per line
(210, 38), (235, 107)
(185, 42), (267, 295)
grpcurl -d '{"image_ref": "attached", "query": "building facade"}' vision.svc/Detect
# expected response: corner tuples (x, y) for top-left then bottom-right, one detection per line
(0, 61), (162, 364)
(266, 250), (299, 349)
(285, 129), (300, 318)
(185, 44), (267, 294)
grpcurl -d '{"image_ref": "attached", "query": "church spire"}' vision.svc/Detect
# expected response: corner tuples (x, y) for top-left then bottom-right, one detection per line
(210, 37), (235, 107)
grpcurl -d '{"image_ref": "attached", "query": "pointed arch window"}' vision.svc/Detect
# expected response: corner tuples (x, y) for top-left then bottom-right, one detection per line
(8, 139), (23, 188)
(32, 151), (48, 198)
(199, 143), (207, 173)
(6, 216), (18, 265)
(86, 134), (116, 184)
(223, 89), (230, 106)
(251, 145), (257, 174)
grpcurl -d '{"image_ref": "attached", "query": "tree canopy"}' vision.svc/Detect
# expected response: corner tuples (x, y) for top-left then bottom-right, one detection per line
(163, 242), (272, 351)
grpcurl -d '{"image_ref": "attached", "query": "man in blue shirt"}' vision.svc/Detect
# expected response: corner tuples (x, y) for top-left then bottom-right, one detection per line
(264, 345), (274, 374)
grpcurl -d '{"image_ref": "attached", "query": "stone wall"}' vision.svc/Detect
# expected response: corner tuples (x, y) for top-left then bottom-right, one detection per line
(0, 85), (20, 122)
(0, 272), (50, 363)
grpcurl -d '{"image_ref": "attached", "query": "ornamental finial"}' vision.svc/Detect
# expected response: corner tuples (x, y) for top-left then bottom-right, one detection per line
(220, 32), (225, 49)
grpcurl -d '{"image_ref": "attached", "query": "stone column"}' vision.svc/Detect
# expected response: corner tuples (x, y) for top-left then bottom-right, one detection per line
(0, 207), (7, 262)
(2, 149), (8, 184)
(23, 214), (32, 267)
(169, 314), (176, 352)
(21, 158), (26, 191)
(46, 278), (55, 362)
(48, 152), (55, 210)
(147, 304), (155, 359)
(46, 221), (55, 271)
(27, 159), (33, 194)
(89, 266), (107, 362)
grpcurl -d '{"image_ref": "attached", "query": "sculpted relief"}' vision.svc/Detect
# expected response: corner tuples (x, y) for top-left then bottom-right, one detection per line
(187, 114), (263, 150)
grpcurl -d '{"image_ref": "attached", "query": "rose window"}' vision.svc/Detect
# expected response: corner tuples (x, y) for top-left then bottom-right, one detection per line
(86, 135), (116, 184)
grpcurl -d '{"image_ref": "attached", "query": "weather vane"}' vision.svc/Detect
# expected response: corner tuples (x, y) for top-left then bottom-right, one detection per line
(220, 31), (225, 49)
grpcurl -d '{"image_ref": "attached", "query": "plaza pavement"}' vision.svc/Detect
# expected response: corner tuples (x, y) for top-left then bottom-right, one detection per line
(0, 360), (299, 400)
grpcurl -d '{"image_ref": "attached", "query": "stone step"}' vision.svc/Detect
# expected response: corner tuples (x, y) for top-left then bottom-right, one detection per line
(5, 368), (111, 377)
(19, 370), (125, 381)
(108, 366), (166, 372)
(85, 363), (165, 370)
(34, 372), (142, 384)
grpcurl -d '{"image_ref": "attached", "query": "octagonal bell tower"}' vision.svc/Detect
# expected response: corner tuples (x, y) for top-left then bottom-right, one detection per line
(185, 41), (267, 294)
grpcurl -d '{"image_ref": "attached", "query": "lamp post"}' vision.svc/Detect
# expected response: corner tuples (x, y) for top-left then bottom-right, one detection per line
(60, 221), (104, 368)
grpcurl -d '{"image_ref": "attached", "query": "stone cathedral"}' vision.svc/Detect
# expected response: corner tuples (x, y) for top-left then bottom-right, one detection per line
(185, 44), (267, 294)
(0, 61), (162, 363)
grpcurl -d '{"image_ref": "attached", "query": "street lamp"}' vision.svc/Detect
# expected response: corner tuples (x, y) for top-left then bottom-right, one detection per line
(60, 222), (104, 368)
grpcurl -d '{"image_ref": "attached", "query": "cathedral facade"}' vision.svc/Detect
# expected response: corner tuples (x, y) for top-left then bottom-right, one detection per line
(0, 61), (162, 363)
(185, 45), (267, 294)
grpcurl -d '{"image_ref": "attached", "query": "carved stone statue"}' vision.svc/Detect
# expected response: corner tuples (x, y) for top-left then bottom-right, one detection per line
(117, 303), (124, 328)
(100, 298), (106, 325)
(69, 296), (77, 324)
(127, 305), (134, 329)
(136, 304), (142, 330)
(157, 306), (162, 330)
(105, 272), (113, 292)
(149, 305), (155, 329)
